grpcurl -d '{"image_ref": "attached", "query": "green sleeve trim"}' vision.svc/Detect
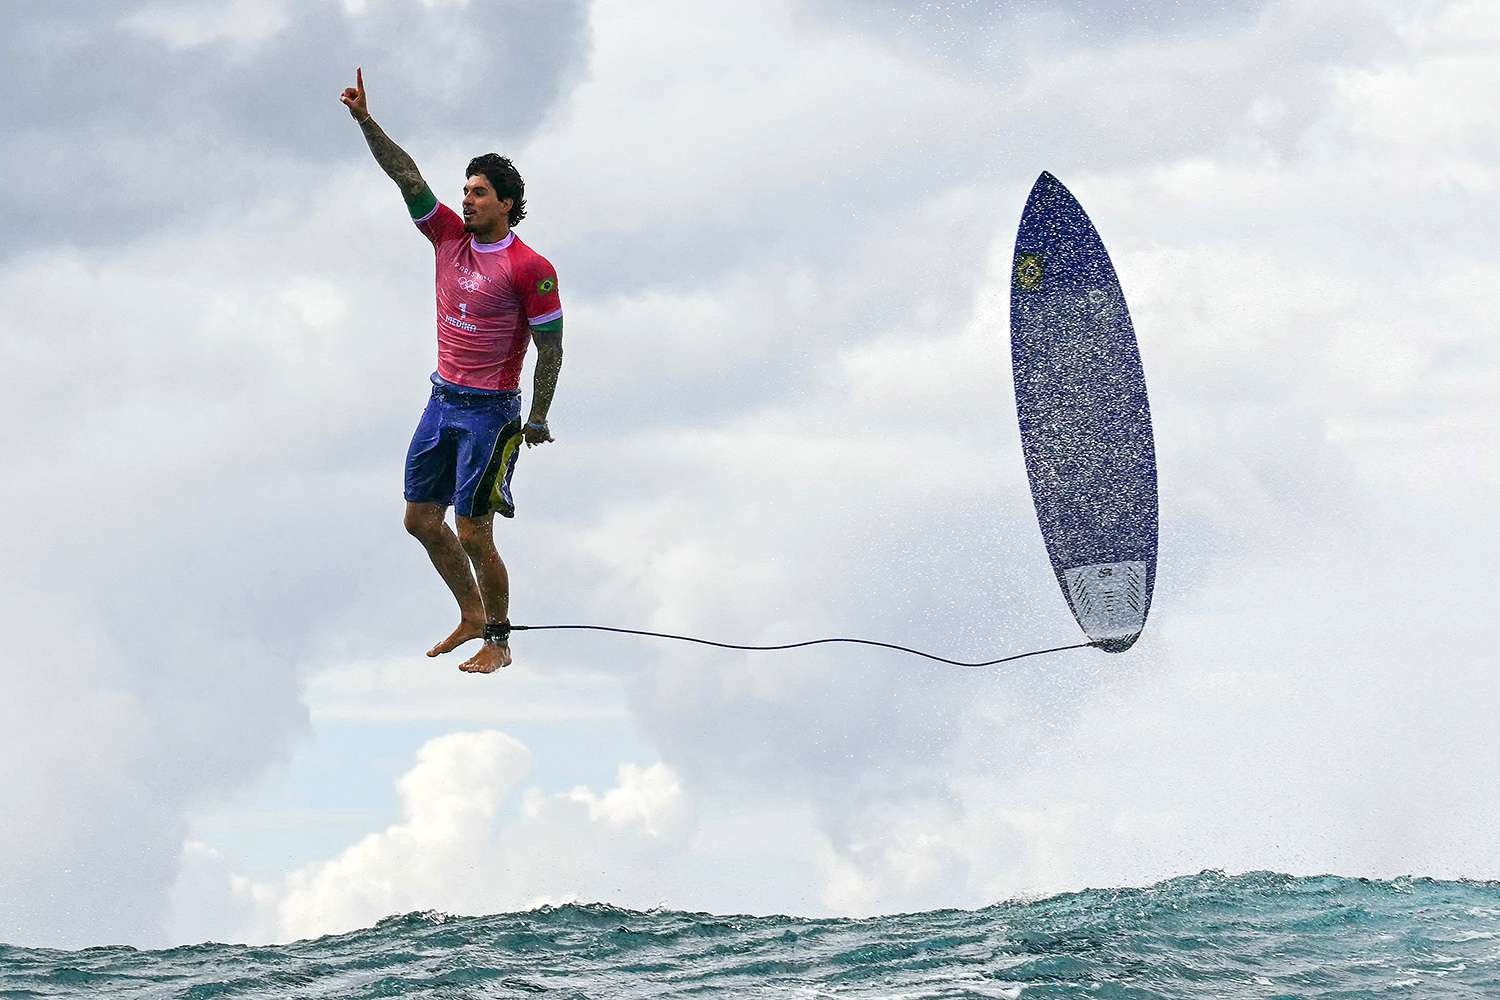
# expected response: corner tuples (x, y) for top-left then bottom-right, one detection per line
(405, 184), (438, 220)
(530, 318), (564, 335)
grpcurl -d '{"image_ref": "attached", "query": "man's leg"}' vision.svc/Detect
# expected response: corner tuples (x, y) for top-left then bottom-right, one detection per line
(454, 513), (512, 673)
(404, 501), (487, 656)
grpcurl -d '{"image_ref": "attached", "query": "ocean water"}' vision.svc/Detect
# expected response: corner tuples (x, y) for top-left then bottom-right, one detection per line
(4, 871), (1500, 999)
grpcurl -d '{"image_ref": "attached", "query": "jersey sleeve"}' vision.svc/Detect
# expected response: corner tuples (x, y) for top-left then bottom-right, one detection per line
(412, 195), (466, 247)
(518, 253), (563, 329)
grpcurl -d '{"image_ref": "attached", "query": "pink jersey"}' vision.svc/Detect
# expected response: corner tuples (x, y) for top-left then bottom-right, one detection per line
(413, 201), (563, 391)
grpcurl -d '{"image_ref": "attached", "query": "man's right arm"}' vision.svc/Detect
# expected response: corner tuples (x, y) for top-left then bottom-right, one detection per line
(357, 117), (433, 211)
(340, 67), (435, 215)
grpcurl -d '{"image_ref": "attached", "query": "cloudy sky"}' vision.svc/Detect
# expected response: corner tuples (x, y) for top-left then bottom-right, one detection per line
(2, 0), (1496, 949)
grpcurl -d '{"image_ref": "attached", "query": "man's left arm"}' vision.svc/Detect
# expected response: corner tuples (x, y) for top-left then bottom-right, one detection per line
(525, 323), (564, 447)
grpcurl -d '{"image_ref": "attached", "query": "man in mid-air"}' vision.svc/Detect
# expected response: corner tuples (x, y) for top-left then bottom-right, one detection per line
(340, 68), (564, 675)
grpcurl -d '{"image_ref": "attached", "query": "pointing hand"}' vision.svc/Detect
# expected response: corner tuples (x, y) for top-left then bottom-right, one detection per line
(339, 66), (368, 121)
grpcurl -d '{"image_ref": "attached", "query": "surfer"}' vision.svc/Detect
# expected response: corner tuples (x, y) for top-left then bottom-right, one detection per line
(340, 67), (565, 674)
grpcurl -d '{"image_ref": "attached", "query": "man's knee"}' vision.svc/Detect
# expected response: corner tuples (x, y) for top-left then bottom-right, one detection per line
(454, 515), (495, 554)
(404, 503), (445, 541)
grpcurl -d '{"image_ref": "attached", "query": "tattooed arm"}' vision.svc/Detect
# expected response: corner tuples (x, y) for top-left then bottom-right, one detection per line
(339, 67), (431, 203)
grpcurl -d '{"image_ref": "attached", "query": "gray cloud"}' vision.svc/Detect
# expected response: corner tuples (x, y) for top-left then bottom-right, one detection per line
(1, 0), (589, 258)
(801, 0), (1265, 67)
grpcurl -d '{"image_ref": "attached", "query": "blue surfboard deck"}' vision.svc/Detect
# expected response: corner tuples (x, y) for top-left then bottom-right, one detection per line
(1009, 172), (1157, 652)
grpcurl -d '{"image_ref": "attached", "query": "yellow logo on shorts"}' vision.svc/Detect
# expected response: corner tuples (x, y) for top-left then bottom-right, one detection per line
(1015, 253), (1043, 291)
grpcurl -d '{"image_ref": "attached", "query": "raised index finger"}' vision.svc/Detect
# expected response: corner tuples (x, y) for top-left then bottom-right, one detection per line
(356, 66), (363, 92)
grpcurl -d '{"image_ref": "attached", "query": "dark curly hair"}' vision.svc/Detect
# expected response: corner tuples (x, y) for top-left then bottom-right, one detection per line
(466, 153), (527, 227)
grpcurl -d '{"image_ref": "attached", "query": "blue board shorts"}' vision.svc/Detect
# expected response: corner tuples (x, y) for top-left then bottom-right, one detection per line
(404, 378), (524, 519)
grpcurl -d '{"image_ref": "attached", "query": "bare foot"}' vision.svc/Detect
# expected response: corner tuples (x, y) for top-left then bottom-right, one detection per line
(427, 619), (484, 657)
(459, 642), (512, 674)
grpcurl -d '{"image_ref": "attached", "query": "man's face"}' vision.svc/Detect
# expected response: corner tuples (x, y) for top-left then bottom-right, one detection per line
(461, 174), (513, 234)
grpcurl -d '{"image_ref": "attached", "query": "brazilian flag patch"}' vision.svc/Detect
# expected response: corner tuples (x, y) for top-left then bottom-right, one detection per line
(1015, 253), (1043, 291)
(536, 277), (556, 294)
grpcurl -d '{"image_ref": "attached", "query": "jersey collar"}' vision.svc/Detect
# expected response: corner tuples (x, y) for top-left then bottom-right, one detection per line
(471, 232), (515, 253)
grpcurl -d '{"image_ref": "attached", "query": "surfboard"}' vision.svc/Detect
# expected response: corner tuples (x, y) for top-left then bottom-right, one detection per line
(1009, 172), (1158, 652)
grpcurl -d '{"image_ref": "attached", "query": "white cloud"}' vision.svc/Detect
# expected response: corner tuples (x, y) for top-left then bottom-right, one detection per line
(271, 731), (704, 941)
(565, 762), (685, 837)
(278, 731), (533, 938)
(119, 0), (293, 50)
(187, 729), (849, 942)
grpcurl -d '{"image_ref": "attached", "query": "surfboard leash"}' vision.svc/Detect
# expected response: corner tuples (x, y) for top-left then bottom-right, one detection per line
(508, 623), (1099, 668)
